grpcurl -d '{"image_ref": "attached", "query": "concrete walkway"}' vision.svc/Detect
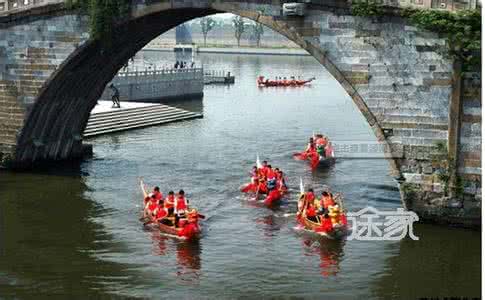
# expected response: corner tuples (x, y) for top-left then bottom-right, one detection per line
(90, 100), (157, 114)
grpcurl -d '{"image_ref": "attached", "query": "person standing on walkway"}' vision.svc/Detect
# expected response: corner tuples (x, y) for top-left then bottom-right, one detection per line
(109, 83), (121, 108)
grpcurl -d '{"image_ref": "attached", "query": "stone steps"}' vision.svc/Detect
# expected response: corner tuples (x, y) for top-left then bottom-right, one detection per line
(87, 104), (182, 123)
(83, 104), (202, 137)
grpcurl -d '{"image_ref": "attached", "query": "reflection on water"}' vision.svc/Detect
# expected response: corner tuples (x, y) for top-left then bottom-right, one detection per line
(301, 238), (345, 278)
(147, 232), (202, 284)
(256, 214), (286, 239)
(175, 239), (202, 282)
(372, 224), (481, 299)
(0, 172), (141, 297)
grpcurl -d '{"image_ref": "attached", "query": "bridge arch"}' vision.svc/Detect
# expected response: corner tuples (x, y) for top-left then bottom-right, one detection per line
(12, 3), (401, 175)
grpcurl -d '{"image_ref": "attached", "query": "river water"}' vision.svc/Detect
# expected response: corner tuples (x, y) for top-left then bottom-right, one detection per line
(0, 51), (480, 299)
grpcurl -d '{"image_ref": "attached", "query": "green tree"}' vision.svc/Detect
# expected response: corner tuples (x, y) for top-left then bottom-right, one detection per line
(199, 17), (216, 46)
(232, 16), (246, 47)
(251, 21), (264, 47)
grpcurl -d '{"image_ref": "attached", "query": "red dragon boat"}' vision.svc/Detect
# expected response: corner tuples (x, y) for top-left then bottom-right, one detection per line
(257, 76), (315, 87)
(140, 181), (202, 240)
(296, 180), (348, 239)
(293, 133), (336, 169)
(240, 156), (288, 207)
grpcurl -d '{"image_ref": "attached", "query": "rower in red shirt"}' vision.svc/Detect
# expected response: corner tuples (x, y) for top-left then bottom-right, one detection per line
(320, 214), (333, 233)
(259, 160), (269, 178)
(305, 188), (316, 204)
(298, 188), (316, 216)
(175, 190), (188, 227)
(257, 179), (268, 195)
(154, 204), (168, 223)
(164, 191), (175, 216)
(144, 193), (158, 218)
(305, 137), (316, 155)
(266, 166), (276, 181)
(306, 203), (318, 223)
(320, 191), (335, 212)
(152, 186), (163, 202)
(277, 172), (288, 193)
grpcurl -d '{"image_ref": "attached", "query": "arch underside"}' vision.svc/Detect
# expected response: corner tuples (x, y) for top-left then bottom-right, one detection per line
(14, 4), (414, 185)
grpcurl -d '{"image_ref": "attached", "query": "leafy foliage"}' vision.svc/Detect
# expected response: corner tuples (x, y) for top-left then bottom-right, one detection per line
(404, 8), (481, 69)
(401, 182), (420, 196)
(66, 0), (131, 42)
(351, 1), (384, 17)
(431, 141), (464, 197)
(200, 17), (217, 46)
(250, 21), (264, 47)
(232, 16), (246, 47)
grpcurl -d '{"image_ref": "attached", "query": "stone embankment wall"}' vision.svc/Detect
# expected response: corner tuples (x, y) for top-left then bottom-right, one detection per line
(100, 68), (203, 102)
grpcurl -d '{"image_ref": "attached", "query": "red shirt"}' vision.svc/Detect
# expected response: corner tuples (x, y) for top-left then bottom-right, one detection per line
(321, 218), (333, 232)
(164, 196), (175, 209)
(153, 191), (163, 201)
(307, 205), (317, 217)
(176, 196), (187, 210)
(156, 208), (167, 219)
(266, 169), (276, 180)
(305, 192), (315, 203)
(321, 196), (335, 209)
(148, 201), (157, 212)
(260, 166), (269, 177)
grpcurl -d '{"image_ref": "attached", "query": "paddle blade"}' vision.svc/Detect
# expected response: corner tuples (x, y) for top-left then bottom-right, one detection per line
(293, 152), (306, 161)
(256, 154), (262, 169)
(299, 177), (304, 194)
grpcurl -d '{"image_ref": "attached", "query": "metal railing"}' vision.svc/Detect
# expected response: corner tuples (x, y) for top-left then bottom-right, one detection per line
(117, 67), (203, 78)
(0, 0), (62, 13)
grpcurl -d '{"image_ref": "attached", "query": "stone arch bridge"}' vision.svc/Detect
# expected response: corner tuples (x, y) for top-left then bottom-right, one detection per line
(0, 0), (481, 224)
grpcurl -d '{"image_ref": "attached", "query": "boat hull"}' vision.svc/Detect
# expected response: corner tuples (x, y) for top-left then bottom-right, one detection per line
(298, 215), (347, 240)
(257, 76), (315, 87)
(318, 156), (336, 168)
(143, 213), (200, 240)
(148, 218), (200, 240)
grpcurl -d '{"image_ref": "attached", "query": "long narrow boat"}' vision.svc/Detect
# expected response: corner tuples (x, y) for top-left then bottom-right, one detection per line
(257, 76), (315, 87)
(296, 180), (348, 239)
(240, 155), (287, 207)
(293, 134), (336, 169)
(140, 180), (201, 240)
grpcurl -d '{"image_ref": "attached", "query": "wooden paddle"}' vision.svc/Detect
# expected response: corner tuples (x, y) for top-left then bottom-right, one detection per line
(140, 178), (148, 199)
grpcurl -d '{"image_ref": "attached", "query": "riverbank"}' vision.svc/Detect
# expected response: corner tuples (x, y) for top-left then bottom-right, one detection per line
(143, 46), (310, 56)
